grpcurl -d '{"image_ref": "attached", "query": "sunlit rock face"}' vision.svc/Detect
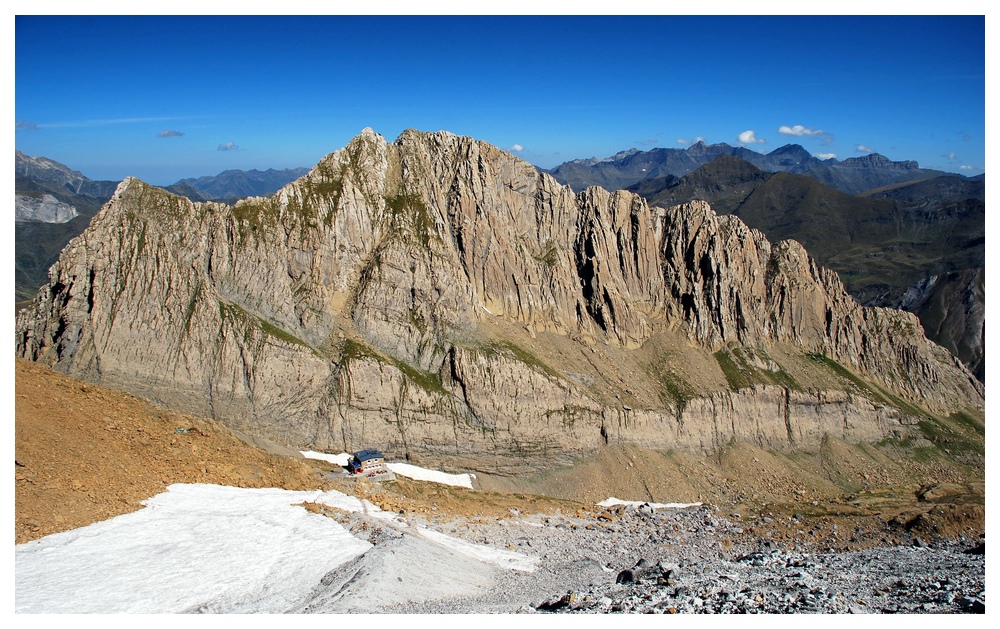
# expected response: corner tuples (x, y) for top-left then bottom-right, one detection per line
(16, 129), (984, 472)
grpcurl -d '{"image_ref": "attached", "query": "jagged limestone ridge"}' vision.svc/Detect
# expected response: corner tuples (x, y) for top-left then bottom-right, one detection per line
(14, 129), (984, 469)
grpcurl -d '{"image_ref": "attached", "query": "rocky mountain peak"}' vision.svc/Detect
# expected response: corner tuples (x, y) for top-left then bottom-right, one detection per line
(845, 153), (919, 170)
(16, 150), (86, 183)
(15, 128), (983, 471)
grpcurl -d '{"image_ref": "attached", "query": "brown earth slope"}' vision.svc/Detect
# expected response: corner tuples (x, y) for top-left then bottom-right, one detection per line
(15, 358), (984, 550)
(14, 358), (332, 543)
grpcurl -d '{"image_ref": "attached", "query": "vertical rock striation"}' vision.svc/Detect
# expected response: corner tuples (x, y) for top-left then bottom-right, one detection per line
(15, 129), (984, 471)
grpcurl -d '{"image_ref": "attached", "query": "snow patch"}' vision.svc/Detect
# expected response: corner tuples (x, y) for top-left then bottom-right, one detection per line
(417, 526), (539, 572)
(300, 450), (351, 466)
(300, 451), (476, 489)
(598, 497), (703, 510)
(386, 462), (475, 489)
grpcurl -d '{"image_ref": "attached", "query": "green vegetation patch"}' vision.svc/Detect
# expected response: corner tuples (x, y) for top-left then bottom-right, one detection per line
(806, 353), (930, 419)
(127, 183), (189, 223)
(484, 340), (561, 380)
(811, 355), (984, 463)
(340, 338), (447, 396)
(182, 282), (203, 334)
(385, 193), (434, 242)
(231, 196), (281, 231)
(714, 347), (801, 391)
(646, 363), (697, 407)
(916, 415), (982, 456)
(219, 301), (320, 356)
(947, 410), (985, 438)
(533, 240), (559, 269)
(300, 160), (346, 227)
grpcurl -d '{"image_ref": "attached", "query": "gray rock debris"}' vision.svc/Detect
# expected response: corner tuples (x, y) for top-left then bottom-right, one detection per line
(345, 504), (986, 614)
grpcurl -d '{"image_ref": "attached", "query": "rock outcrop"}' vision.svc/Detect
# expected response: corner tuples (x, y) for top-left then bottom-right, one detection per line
(15, 193), (79, 223)
(15, 129), (984, 473)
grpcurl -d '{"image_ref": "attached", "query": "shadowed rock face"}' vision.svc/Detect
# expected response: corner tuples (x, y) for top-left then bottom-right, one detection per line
(15, 129), (984, 473)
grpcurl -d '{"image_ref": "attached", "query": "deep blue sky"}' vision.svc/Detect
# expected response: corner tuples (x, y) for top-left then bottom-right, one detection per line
(14, 14), (986, 185)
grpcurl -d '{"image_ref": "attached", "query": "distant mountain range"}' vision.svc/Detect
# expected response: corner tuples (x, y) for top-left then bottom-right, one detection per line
(544, 141), (963, 196)
(14, 151), (308, 306)
(623, 154), (985, 380)
(170, 167), (310, 202)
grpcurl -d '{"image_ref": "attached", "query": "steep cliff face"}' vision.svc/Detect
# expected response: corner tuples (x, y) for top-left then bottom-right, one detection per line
(15, 129), (984, 472)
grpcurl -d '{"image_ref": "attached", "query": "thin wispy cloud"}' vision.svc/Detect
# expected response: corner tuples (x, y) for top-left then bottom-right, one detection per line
(738, 130), (766, 145)
(637, 132), (664, 146)
(218, 142), (239, 151)
(960, 165), (975, 170)
(158, 130), (184, 138)
(16, 120), (38, 130)
(856, 145), (875, 153)
(36, 116), (193, 129)
(677, 138), (689, 145)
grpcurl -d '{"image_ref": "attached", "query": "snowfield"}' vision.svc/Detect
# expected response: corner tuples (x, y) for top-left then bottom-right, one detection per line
(15, 485), (373, 613)
(14, 482), (531, 613)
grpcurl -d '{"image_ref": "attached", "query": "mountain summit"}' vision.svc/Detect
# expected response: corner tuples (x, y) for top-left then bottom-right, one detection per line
(16, 129), (983, 472)
(546, 142), (960, 195)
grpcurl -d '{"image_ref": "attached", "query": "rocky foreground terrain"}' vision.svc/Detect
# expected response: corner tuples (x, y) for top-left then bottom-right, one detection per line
(327, 496), (986, 614)
(15, 359), (985, 614)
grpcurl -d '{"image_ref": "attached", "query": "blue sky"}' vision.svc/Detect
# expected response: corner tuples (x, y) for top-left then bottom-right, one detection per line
(14, 14), (986, 185)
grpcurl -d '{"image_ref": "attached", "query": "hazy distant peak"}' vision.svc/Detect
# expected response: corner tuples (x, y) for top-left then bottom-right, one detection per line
(602, 148), (641, 163)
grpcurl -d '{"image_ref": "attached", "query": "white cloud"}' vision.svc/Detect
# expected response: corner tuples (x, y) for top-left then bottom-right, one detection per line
(39, 116), (191, 129)
(948, 152), (957, 160)
(778, 124), (825, 137)
(693, 136), (706, 144)
(856, 145), (874, 153)
(218, 142), (239, 151)
(509, 144), (524, 152)
(960, 165), (975, 170)
(738, 130), (766, 145)
(815, 152), (837, 160)
(677, 138), (689, 145)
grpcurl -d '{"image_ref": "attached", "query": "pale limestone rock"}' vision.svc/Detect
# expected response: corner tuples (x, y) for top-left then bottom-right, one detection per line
(15, 193), (79, 223)
(15, 129), (984, 473)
